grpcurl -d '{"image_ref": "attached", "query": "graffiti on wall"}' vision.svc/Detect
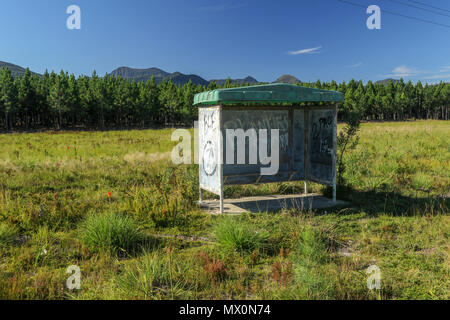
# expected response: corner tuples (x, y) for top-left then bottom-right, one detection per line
(199, 107), (221, 194)
(311, 115), (333, 159)
(308, 109), (334, 183)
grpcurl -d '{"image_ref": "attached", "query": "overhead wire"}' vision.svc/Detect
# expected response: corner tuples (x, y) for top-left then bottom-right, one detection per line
(408, 0), (450, 14)
(336, 0), (450, 28)
(390, 0), (450, 18)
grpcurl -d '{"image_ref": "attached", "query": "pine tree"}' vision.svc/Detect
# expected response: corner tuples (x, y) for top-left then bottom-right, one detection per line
(88, 71), (106, 129)
(113, 76), (128, 128)
(18, 68), (35, 128)
(67, 74), (79, 127)
(224, 78), (233, 88)
(0, 67), (17, 131)
(383, 79), (395, 120)
(364, 81), (376, 120)
(49, 71), (69, 129)
(207, 81), (217, 91)
(353, 81), (365, 116)
(314, 79), (322, 89)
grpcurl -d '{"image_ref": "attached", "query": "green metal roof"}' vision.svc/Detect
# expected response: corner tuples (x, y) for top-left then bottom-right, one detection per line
(193, 83), (344, 105)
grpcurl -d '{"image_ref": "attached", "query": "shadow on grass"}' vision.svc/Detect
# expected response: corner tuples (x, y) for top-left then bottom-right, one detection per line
(221, 185), (449, 218)
(327, 185), (449, 217)
(207, 182), (448, 218)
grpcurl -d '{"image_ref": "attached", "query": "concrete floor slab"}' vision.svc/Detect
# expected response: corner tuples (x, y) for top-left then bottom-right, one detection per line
(199, 193), (349, 215)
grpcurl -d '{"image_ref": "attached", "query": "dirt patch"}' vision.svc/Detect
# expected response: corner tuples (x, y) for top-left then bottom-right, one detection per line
(153, 233), (213, 243)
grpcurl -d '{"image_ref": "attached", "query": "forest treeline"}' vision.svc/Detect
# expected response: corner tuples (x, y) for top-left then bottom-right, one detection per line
(0, 67), (448, 131)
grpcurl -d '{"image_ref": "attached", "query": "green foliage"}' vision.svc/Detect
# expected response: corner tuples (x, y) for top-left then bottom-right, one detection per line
(0, 67), (17, 131)
(116, 250), (198, 299)
(0, 123), (448, 300)
(337, 108), (361, 185)
(0, 222), (18, 246)
(124, 164), (198, 228)
(79, 212), (143, 254)
(0, 65), (449, 131)
(291, 226), (333, 299)
(214, 218), (270, 254)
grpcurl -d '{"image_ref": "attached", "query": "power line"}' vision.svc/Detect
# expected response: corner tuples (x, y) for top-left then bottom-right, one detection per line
(408, 0), (450, 14)
(390, 0), (450, 18)
(336, 0), (450, 29)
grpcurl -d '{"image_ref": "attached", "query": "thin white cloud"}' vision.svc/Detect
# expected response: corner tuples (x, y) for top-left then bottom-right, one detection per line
(380, 65), (450, 81)
(385, 65), (419, 78)
(287, 46), (322, 55)
(423, 73), (450, 80)
(199, 2), (246, 12)
(346, 62), (362, 68)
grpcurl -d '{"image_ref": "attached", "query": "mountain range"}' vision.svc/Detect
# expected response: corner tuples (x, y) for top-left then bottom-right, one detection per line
(374, 78), (401, 86)
(110, 67), (263, 86)
(211, 76), (259, 86)
(109, 67), (210, 86)
(0, 61), (40, 78)
(1, 60), (404, 86)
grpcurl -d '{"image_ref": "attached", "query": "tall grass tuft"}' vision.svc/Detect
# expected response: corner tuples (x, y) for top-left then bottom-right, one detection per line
(0, 223), (18, 247)
(79, 212), (143, 254)
(214, 218), (270, 254)
(116, 250), (197, 299)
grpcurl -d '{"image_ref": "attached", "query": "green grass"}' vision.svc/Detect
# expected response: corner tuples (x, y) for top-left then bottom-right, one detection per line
(0, 120), (448, 300)
(115, 249), (205, 300)
(0, 222), (18, 247)
(214, 217), (270, 254)
(79, 212), (143, 255)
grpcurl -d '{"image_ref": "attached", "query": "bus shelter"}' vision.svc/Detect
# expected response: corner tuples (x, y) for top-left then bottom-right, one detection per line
(194, 83), (344, 213)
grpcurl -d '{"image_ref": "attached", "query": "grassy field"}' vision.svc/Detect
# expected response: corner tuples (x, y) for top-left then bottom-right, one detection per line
(0, 120), (448, 300)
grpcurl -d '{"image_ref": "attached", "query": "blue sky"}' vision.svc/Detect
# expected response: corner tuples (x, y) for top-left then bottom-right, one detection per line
(0, 0), (449, 83)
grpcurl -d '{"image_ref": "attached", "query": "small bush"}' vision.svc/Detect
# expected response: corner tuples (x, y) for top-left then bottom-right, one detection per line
(295, 227), (329, 265)
(214, 218), (270, 254)
(80, 212), (143, 254)
(0, 223), (19, 247)
(271, 261), (293, 286)
(411, 172), (434, 191)
(291, 226), (333, 299)
(198, 252), (228, 284)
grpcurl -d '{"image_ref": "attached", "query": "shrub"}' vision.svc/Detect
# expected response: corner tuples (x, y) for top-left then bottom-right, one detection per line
(198, 252), (228, 284)
(295, 226), (329, 265)
(291, 226), (333, 299)
(79, 212), (143, 254)
(214, 218), (270, 254)
(0, 223), (19, 247)
(337, 108), (361, 185)
(271, 261), (293, 286)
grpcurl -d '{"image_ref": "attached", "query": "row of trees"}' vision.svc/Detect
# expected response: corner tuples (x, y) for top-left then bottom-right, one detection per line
(0, 67), (448, 131)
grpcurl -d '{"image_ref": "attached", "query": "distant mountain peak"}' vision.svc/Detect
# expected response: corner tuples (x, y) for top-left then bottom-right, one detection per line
(0, 61), (41, 77)
(211, 75), (259, 86)
(243, 76), (258, 82)
(375, 78), (400, 86)
(275, 74), (300, 84)
(109, 66), (208, 86)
